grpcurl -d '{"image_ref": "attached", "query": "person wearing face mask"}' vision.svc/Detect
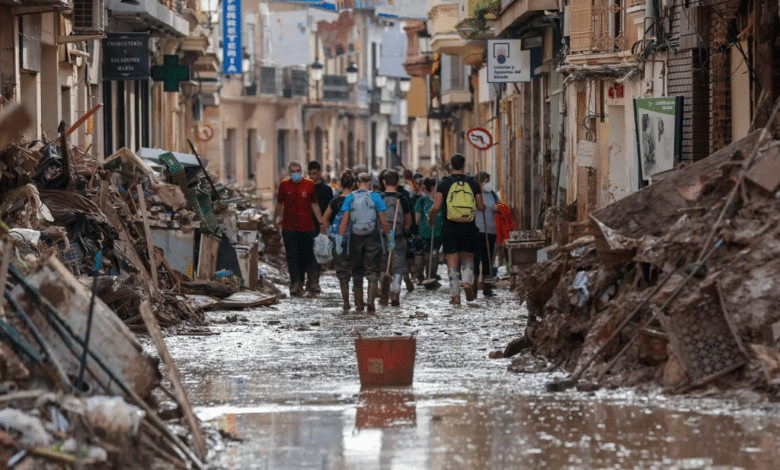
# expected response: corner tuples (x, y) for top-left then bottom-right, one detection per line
(273, 161), (324, 297)
(474, 172), (499, 297)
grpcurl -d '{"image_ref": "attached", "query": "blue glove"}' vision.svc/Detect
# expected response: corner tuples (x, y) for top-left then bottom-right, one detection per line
(335, 235), (344, 255)
(387, 231), (396, 251)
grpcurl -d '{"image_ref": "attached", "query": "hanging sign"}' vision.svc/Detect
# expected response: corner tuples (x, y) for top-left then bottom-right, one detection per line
(102, 32), (149, 81)
(223, 0), (242, 74)
(486, 39), (530, 83)
(466, 127), (493, 150)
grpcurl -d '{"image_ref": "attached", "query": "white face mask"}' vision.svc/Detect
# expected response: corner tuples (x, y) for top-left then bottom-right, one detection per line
(482, 182), (493, 192)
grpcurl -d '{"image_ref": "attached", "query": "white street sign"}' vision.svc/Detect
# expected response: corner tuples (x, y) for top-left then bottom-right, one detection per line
(486, 39), (530, 83)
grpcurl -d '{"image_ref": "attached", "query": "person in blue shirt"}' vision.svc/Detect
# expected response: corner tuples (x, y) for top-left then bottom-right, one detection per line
(338, 172), (391, 313)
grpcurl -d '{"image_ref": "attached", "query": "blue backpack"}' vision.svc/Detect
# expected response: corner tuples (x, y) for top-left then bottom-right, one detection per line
(328, 209), (350, 252)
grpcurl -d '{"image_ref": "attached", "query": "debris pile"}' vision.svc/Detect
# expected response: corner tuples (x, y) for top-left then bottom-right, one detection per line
(510, 109), (780, 394)
(0, 105), (280, 333)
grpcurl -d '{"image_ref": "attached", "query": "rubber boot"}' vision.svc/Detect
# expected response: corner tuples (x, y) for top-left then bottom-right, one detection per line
(462, 261), (476, 301)
(379, 274), (391, 306)
(449, 268), (461, 305)
(483, 281), (495, 297)
(404, 273), (414, 292)
(340, 281), (351, 312)
(415, 255), (426, 284)
(367, 281), (378, 313)
(353, 288), (364, 312)
(290, 283), (303, 297)
(309, 269), (322, 294)
(390, 292), (400, 306)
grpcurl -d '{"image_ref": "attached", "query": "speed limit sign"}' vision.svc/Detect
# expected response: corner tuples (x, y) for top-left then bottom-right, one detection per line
(466, 128), (494, 151)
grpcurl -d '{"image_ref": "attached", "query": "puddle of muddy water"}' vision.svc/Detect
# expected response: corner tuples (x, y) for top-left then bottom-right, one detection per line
(154, 273), (780, 470)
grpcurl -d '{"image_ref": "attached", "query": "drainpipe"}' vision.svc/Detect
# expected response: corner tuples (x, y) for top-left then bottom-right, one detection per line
(365, 11), (371, 169)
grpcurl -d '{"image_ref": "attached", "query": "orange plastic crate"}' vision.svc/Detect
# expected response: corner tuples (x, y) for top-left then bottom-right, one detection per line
(354, 336), (416, 386)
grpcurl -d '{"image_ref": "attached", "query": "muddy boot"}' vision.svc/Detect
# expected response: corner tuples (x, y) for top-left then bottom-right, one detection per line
(353, 288), (364, 312)
(404, 273), (414, 292)
(483, 281), (495, 297)
(341, 288), (351, 312)
(289, 283), (303, 297)
(379, 274), (390, 306)
(390, 292), (400, 306)
(415, 255), (426, 284)
(308, 269), (322, 294)
(366, 282), (378, 313)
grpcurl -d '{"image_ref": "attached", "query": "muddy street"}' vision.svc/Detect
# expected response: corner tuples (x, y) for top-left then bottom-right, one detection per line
(152, 273), (780, 470)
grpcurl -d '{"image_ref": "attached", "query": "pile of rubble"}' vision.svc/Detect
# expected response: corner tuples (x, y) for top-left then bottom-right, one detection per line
(0, 103), (283, 465)
(509, 104), (780, 395)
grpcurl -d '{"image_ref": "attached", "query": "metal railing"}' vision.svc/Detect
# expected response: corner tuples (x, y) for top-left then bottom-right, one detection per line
(570, 0), (628, 53)
(260, 66), (277, 95)
(322, 75), (349, 102)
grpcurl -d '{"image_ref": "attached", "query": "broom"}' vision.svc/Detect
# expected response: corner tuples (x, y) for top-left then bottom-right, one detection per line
(422, 172), (441, 290)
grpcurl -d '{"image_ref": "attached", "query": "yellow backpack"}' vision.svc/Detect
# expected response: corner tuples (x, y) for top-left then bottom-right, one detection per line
(446, 177), (476, 222)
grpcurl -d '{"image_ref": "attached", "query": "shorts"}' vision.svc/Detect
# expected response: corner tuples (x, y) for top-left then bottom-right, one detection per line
(442, 220), (478, 255)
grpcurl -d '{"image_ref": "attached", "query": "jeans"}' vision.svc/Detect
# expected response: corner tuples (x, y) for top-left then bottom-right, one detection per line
(474, 233), (497, 279)
(282, 229), (314, 286)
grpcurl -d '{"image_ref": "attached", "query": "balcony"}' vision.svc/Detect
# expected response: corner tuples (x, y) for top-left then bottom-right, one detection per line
(570, 0), (628, 54)
(493, 0), (558, 37)
(282, 69), (308, 98)
(322, 75), (349, 102)
(260, 66), (281, 96)
(106, 0), (190, 37)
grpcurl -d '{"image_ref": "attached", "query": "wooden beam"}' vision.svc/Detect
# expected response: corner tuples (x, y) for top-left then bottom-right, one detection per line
(139, 301), (207, 461)
(136, 183), (159, 293)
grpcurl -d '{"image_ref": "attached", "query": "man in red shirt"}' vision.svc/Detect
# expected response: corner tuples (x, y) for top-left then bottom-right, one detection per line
(272, 161), (324, 296)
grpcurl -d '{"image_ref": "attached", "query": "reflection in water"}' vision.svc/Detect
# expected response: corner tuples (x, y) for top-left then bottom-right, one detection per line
(201, 396), (780, 470)
(355, 388), (416, 429)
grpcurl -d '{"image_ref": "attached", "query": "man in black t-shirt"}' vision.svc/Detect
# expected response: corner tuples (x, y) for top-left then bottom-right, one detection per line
(306, 161), (334, 294)
(427, 154), (485, 305)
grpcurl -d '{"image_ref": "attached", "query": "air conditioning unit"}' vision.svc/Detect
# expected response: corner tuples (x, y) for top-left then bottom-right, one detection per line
(72, 0), (105, 34)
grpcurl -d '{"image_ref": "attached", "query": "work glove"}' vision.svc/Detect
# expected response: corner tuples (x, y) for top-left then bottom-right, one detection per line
(387, 231), (396, 251)
(335, 235), (344, 255)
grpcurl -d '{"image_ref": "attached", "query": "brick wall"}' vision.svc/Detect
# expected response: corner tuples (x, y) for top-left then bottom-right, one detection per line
(667, 1), (711, 163)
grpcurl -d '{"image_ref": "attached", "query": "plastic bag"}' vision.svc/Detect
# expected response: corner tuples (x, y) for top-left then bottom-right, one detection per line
(314, 233), (333, 264)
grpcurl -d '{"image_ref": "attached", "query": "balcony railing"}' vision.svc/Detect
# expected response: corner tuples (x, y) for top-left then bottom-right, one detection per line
(570, 0), (627, 53)
(260, 66), (278, 95)
(322, 75), (349, 102)
(290, 69), (308, 97)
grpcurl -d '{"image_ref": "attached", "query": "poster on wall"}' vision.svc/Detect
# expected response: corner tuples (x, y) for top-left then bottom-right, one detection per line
(633, 96), (684, 181)
(317, 10), (359, 58)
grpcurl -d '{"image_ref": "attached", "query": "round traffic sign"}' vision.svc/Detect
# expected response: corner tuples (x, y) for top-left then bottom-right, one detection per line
(466, 127), (494, 151)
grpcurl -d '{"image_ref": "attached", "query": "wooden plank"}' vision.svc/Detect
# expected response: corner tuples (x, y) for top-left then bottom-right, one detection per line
(139, 301), (207, 461)
(101, 197), (154, 288)
(576, 165), (598, 223)
(249, 240), (259, 290)
(137, 183), (159, 292)
(197, 233), (220, 280)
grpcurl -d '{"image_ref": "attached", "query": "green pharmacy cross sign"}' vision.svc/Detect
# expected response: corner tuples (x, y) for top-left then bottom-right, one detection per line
(151, 55), (190, 92)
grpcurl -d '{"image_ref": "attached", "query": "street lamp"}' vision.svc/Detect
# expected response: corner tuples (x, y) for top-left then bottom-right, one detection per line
(399, 77), (411, 93)
(346, 62), (358, 85)
(374, 74), (387, 89)
(310, 60), (324, 82)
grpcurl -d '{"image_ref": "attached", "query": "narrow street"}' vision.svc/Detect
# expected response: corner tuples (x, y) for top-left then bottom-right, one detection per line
(157, 272), (780, 470)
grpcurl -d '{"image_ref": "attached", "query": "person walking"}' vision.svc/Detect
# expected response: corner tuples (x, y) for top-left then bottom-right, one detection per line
(414, 176), (443, 283)
(320, 169), (355, 311)
(379, 169), (413, 307)
(337, 172), (391, 312)
(474, 172), (499, 297)
(306, 161), (334, 294)
(272, 161), (324, 297)
(427, 154), (485, 305)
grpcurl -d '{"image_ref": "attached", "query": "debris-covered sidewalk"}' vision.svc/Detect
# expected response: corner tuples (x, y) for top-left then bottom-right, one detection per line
(0, 104), (286, 466)
(509, 101), (780, 395)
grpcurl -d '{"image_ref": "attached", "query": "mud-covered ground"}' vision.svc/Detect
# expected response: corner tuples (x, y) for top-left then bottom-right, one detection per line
(149, 272), (780, 469)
